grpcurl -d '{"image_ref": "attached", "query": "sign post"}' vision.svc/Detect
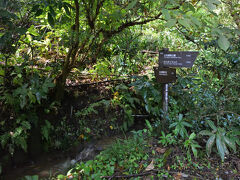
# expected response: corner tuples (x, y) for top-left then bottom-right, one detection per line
(155, 48), (199, 119)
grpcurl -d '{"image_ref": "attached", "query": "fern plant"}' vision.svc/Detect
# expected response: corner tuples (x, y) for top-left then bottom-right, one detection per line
(184, 132), (201, 159)
(169, 114), (192, 138)
(158, 131), (176, 147)
(199, 120), (236, 161)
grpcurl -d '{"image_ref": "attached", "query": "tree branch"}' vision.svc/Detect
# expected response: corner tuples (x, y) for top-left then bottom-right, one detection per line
(176, 26), (197, 44)
(102, 13), (163, 38)
(94, 0), (105, 25)
(101, 3), (182, 39)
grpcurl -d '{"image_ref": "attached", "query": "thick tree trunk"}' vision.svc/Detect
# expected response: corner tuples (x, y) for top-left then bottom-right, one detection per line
(53, 0), (80, 101)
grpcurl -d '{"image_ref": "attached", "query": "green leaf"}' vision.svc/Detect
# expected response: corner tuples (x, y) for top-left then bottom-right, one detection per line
(63, 3), (70, 16)
(192, 143), (201, 148)
(180, 128), (186, 138)
(123, 121), (127, 131)
(57, 174), (65, 180)
(211, 27), (222, 35)
(21, 121), (31, 130)
(165, 19), (176, 27)
(192, 146), (198, 158)
(169, 122), (177, 129)
(216, 135), (225, 161)
(217, 35), (230, 51)
(222, 142), (229, 155)
(178, 114), (183, 121)
(183, 2), (195, 12)
(182, 121), (192, 128)
(206, 134), (215, 156)
(31, 175), (38, 180)
(224, 136), (236, 152)
(206, 0), (220, 11)
(191, 17), (201, 27)
(19, 137), (27, 152)
(162, 9), (171, 20)
(145, 120), (153, 132)
(178, 18), (191, 28)
(145, 104), (150, 113)
(199, 130), (214, 136)
(126, 0), (137, 10)
(47, 12), (54, 26)
(189, 132), (196, 140)
(206, 2), (216, 11)
(207, 120), (217, 131)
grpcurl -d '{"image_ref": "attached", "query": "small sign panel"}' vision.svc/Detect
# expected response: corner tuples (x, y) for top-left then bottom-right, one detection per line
(154, 67), (176, 83)
(159, 51), (199, 68)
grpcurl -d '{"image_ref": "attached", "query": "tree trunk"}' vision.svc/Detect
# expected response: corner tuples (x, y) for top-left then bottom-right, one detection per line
(54, 69), (70, 101)
(53, 0), (80, 101)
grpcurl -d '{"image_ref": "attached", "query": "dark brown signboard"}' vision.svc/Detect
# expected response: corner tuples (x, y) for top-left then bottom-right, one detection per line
(154, 67), (176, 83)
(159, 51), (199, 68)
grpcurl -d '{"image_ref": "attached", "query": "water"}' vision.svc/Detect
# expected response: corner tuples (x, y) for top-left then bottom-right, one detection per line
(2, 134), (125, 180)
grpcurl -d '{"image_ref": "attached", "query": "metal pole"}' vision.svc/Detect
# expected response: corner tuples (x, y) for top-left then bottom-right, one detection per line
(159, 48), (169, 115)
(162, 83), (169, 113)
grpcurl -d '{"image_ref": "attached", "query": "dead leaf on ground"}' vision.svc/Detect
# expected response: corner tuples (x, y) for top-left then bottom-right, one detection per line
(173, 172), (182, 180)
(145, 159), (154, 171)
(156, 147), (166, 154)
(173, 172), (189, 180)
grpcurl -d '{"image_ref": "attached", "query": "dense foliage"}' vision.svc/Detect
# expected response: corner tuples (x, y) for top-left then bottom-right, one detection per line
(0, 0), (239, 178)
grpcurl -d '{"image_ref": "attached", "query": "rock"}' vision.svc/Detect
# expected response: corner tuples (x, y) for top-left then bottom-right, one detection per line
(75, 142), (102, 162)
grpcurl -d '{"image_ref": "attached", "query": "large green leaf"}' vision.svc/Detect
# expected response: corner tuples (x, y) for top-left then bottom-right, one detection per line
(206, 134), (215, 156)
(206, 120), (217, 131)
(178, 18), (191, 28)
(222, 142), (229, 155)
(224, 136), (236, 152)
(217, 35), (230, 51)
(182, 121), (192, 128)
(216, 135), (225, 161)
(199, 130), (214, 136)
(191, 17), (201, 27)
(162, 9), (171, 20)
(165, 19), (176, 27)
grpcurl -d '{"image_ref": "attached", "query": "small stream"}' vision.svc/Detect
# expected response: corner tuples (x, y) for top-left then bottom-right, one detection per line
(2, 134), (126, 180)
